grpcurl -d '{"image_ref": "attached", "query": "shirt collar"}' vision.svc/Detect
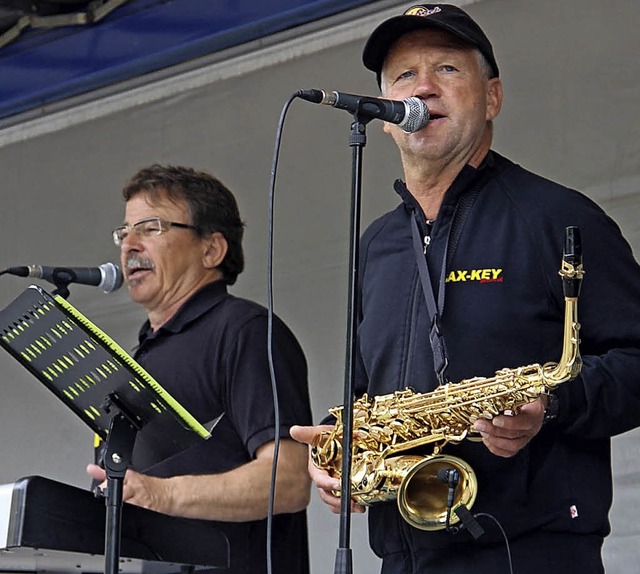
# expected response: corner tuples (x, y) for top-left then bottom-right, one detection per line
(137, 280), (228, 342)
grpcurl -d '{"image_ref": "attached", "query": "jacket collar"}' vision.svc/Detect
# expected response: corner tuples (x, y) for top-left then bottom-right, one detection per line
(394, 150), (495, 218)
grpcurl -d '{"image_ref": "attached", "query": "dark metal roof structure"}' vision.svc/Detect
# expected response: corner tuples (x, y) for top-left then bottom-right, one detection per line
(0, 0), (380, 123)
(0, 1), (130, 49)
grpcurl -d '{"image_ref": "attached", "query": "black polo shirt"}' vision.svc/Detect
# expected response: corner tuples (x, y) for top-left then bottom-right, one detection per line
(133, 280), (311, 574)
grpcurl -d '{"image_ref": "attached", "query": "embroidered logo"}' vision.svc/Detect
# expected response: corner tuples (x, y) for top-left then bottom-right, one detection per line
(445, 268), (504, 283)
(404, 6), (442, 17)
(569, 505), (579, 519)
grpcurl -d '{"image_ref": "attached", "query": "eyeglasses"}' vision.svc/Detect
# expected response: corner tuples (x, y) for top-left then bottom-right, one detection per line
(112, 217), (198, 246)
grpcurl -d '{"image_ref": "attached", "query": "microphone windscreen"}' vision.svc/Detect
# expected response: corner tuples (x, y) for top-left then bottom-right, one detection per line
(100, 262), (123, 293)
(437, 467), (451, 484)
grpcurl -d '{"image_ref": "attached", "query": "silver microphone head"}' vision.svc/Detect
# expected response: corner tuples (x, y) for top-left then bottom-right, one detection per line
(99, 262), (123, 293)
(399, 97), (430, 133)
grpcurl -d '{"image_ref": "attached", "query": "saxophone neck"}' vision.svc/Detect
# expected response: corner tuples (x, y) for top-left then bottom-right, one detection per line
(545, 297), (582, 386)
(545, 226), (585, 388)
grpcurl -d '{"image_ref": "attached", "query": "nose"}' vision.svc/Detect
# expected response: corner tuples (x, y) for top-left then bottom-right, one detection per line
(119, 236), (143, 279)
(119, 230), (143, 256)
(412, 71), (439, 100)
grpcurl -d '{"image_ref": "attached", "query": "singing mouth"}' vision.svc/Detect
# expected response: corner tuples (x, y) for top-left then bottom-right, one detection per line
(125, 257), (154, 281)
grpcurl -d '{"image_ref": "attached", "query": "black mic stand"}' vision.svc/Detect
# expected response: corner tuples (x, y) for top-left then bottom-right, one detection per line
(333, 108), (373, 574)
(98, 393), (143, 574)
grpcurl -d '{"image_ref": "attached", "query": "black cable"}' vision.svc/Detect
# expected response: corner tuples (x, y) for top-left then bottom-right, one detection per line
(473, 512), (514, 574)
(265, 92), (300, 574)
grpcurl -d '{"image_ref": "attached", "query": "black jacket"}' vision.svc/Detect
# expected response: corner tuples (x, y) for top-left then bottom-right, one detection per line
(356, 151), (640, 573)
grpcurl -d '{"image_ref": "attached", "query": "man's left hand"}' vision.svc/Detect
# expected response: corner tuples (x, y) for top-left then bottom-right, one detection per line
(472, 397), (546, 457)
(86, 463), (172, 514)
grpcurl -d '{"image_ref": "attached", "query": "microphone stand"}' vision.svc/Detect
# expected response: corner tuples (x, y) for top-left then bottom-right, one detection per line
(333, 108), (373, 574)
(98, 393), (142, 574)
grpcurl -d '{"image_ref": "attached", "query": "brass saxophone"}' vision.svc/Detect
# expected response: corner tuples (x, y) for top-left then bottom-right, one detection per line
(311, 226), (584, 531)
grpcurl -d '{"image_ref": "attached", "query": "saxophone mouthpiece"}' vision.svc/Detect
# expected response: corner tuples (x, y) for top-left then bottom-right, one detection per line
(561, 226), (584, 298)
(564, 226), (582, 265)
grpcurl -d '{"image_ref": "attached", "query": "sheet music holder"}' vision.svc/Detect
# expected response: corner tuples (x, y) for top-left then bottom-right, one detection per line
(0, 284), (214, 469)
(0, 285), (221, 574)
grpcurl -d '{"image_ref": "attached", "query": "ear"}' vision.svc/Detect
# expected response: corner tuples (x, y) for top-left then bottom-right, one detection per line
(485, 77), (503, 121)
(201, 232), (228, 270)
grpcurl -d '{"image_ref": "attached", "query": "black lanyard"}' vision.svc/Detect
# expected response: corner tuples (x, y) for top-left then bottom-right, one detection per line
(411, 216), (450, 384)
(409, 166), (492, 384)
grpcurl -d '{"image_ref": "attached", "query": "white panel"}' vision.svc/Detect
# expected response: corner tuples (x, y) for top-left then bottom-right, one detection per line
(0, 483), (13, 549)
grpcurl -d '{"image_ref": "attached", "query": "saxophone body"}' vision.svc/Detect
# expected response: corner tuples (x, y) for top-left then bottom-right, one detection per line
(311, 227), (585, 531)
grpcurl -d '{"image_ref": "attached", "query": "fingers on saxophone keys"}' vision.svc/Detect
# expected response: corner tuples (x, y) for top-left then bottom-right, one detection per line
(473, 419), (491, 436)
(310, 465), (340, 491)
(316, 484), (366, 514)
(352, 501), (366, 513)
(317, 486), (342, 512)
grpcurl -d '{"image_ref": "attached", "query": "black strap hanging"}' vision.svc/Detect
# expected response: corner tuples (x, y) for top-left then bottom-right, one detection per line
(410, 164), (492, 385)
(411, 217), (450, 384)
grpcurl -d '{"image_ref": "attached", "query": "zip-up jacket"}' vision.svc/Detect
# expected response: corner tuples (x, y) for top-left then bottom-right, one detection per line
(356, 151), (640, 573)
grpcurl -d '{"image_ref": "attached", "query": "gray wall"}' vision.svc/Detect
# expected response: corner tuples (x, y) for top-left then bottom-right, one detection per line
(0, 0), (638, 572)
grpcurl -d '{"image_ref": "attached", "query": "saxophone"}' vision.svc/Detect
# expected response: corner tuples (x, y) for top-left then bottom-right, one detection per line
(311, 226), (584, 531)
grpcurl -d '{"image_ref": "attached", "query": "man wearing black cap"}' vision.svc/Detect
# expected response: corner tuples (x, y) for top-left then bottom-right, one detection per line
(292, 4), (640, 574)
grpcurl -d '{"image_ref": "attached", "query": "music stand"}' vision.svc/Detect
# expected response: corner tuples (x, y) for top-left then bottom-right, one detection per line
(0, 285), (218, 574)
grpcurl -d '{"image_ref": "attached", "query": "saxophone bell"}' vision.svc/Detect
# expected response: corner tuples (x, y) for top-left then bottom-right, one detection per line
(396, 454), (478, 531)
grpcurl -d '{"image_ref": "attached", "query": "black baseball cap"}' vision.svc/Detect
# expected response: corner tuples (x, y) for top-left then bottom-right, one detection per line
(363, 4), (499, 85)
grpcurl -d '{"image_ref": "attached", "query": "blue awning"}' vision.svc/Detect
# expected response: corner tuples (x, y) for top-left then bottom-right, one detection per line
(0, 0), (378, 121)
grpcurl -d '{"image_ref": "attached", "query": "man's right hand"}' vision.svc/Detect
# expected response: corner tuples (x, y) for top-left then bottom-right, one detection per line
(289, 424), (366, 514)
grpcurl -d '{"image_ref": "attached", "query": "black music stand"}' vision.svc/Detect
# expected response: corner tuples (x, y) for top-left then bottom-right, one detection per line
(0, 285), (219, 574)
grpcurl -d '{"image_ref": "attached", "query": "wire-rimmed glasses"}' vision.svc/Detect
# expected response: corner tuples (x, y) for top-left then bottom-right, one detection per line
(112, 217), (198, 246)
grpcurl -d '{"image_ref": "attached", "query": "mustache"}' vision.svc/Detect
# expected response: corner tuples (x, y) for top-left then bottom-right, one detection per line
(125, 255), (154, 272)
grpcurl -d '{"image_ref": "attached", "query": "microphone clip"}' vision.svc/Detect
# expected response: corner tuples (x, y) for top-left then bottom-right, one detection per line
(51, 277), (72, 299)
(454, 505), (485, 540)
(438, 467), (485, 539)
(440, 468), (461, 534)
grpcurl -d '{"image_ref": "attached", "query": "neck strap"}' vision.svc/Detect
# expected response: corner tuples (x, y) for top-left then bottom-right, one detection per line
(410, 163), (494, 384)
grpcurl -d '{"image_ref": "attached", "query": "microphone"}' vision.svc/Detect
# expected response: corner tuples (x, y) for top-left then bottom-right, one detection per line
(437, 467), (485, 539)
(438, 467), (460, 534)
(437, 467), (460, 487)
(297, 89), (429, 133)
(4, 262), (123, 293)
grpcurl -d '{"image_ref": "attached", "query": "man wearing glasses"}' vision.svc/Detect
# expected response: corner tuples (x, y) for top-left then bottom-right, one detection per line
(87, 164), (312, 574)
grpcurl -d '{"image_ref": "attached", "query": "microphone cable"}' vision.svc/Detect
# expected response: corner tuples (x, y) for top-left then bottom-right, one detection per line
(473, 512), (514, 574)
(264, 91), (300, 574)
(439, 468), (514, 573)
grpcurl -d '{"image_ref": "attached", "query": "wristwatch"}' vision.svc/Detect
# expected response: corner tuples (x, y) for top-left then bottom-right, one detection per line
(543, 393), (560, 424)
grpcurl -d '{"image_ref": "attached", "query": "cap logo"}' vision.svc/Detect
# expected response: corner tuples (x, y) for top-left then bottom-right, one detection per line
(404, 6), (442, 17)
